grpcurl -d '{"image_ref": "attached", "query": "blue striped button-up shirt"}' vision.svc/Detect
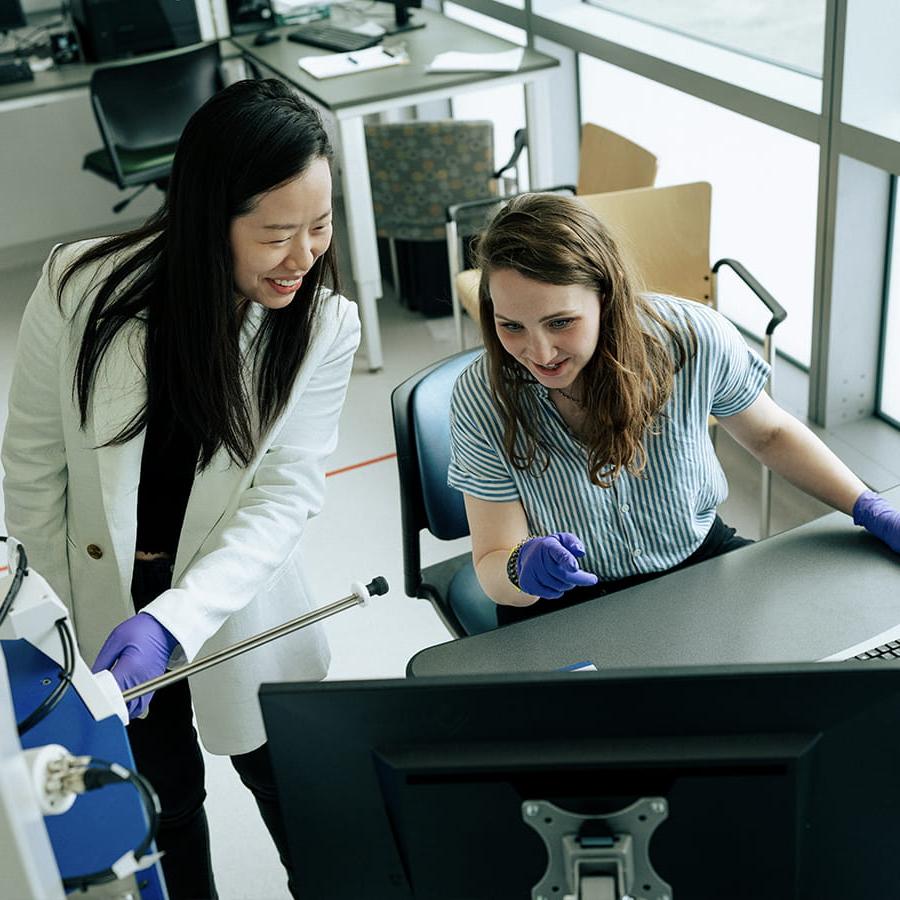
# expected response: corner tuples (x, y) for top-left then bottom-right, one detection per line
(448, 295), (771, 580)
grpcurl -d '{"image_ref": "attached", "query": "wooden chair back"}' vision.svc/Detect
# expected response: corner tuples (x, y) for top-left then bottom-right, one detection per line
(576, 122), (658, 195)
(579, 181), (713, 306)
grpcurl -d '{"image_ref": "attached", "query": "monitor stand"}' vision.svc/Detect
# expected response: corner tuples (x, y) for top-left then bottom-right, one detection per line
(523, 797), (673, 900)
(387, 3), (426, 35)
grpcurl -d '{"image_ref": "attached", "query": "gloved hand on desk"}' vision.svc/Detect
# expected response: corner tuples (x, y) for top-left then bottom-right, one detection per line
(91, 612), (180, 719)
(853, 491), (900, 554)
(516, 532), (599, 599)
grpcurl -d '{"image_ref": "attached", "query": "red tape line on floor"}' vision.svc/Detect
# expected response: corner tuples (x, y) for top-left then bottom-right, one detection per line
(326, 452), (397, 478)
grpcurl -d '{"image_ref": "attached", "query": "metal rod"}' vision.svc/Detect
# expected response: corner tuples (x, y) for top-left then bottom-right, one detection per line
(761, 332), (775, 539)
(123, 587), (375, 702)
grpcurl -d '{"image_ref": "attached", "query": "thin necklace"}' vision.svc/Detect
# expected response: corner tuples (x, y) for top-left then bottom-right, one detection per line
(554, 387), (584, 406)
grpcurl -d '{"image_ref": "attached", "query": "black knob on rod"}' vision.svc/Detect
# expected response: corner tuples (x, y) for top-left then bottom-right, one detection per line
(366, 576), (389, 597)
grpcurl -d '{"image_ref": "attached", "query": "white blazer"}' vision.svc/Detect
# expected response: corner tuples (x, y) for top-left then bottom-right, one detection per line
(2, 241), (361, 755)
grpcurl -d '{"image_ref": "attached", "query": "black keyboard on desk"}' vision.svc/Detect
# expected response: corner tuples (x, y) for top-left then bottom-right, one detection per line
(0, 58), (34, 85)
(854, 638), (900, 661)
(287, 22), (381, 53)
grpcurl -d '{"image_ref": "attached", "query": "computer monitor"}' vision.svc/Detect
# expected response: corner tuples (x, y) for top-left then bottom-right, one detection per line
(226, 0), (274, 35)
(69, 0), (201, 62)
(0, 0), (26, 33)
(260, 663), (900, 899)
(391, 1), (423, 34)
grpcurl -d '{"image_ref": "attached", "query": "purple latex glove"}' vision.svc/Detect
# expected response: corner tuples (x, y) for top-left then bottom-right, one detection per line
(517, 532), (599, 599)
(91, 612), (180, 720)
(853, 491), (900, 554)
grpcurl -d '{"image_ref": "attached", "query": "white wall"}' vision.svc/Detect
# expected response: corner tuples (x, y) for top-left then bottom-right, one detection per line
(0, 93), (163, 255)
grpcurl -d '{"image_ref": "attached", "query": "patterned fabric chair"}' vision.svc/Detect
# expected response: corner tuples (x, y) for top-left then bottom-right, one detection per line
(365, 120), (501, 315)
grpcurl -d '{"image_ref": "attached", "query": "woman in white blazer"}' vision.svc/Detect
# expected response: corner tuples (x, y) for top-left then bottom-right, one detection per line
(2, 79), (360, 899)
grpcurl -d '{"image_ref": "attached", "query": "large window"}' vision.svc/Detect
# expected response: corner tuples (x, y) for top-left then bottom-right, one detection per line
(585, 0), (825, 75)
(842, 2), (900, 142)
(579, 55), (818, 366)
(532, 0), (822, 111)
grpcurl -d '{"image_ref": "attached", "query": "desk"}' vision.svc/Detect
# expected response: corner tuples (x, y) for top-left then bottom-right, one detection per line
(231, 5), (559, 371)
(408, 486), (900, 676)
(0, 60), (93, 111)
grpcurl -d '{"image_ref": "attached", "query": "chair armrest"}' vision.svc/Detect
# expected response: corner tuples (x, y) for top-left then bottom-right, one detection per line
(447, 184), (577, 223)
(712, 258), (787, 335)
(493, 127), (528, 180)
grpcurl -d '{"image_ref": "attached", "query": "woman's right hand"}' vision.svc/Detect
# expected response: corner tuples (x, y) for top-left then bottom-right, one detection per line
(91, 612), (180, 719)
(517, 533), (599, 598)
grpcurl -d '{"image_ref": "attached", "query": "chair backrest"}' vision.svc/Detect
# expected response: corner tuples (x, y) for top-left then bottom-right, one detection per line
(366, 120), (496, 241)
(580, 182), (713, 305)
(576, 122), (658, 196)
(90, 42), (223, 154)
(392, 349), (482, 597)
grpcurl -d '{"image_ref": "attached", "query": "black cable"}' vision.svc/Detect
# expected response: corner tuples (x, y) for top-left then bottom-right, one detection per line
(61, 759), (161, 892)
(16, 618), (75, 736)
(0, 535), (28, 627)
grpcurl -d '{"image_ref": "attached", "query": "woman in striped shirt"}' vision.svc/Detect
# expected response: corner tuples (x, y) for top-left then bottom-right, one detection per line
(448, 193), (899, 625)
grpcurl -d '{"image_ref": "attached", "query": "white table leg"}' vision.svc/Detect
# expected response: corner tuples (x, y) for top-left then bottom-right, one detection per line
(524, 76), (554, 190)
(337, 114), (384, 372)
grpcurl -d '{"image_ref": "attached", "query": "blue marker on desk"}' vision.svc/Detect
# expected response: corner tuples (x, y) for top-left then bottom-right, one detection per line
(559, 661), (598, 672)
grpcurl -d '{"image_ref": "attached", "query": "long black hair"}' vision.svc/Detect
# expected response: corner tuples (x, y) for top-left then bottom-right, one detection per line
(55, 78), (340, 469)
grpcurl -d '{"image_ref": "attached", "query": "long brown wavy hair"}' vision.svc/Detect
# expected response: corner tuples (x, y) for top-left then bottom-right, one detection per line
(476, 192), (695, 487)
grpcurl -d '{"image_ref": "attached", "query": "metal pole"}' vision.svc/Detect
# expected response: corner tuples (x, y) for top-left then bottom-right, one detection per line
(760, 332), (775, 539)
(123, 576), (388, 703)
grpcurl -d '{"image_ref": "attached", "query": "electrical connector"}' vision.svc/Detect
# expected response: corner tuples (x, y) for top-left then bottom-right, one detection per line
(20, 746), (165, 890)
(21, 745), (84, 815)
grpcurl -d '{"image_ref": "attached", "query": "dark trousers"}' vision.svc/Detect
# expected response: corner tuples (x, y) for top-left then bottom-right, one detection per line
(129, 558), (297, 900)
(498, 515), (753, 626)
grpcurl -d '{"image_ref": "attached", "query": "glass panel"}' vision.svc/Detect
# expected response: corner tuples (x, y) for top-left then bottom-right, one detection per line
(444, 3), (528, 187)
(532, 0), (822, 112)
(879, 187), (900, 423)
(579, 54), (818, 366)
(585, 0), (825, 75)
(842, 0), (900, 142)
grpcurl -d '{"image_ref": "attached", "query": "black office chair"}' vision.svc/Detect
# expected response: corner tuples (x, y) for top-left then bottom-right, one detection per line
(83, 42), (224, 213)
(392, 349), (498, 637)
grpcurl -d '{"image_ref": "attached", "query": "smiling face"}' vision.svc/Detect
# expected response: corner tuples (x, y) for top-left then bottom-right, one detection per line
(229, 157), (333, 310)
(489, 267), (601, 392)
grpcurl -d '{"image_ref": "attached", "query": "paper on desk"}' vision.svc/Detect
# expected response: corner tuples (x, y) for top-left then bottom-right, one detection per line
(298, 45), (408, 79)
(426, 47), (524, 73)
(273, 0), (327, 11)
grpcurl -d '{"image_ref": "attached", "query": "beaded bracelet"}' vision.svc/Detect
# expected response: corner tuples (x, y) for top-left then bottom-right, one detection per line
(506, 537), (532, 590)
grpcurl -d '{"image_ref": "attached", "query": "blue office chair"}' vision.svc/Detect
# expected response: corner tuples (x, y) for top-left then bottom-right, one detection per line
(391, 349), (498, 637)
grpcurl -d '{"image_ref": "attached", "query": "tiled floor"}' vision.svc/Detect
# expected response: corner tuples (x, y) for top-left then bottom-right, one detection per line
(0, 211), (828, 898)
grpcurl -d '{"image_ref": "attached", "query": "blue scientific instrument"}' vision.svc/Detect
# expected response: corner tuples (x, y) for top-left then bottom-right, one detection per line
(0, 534), (387, 898)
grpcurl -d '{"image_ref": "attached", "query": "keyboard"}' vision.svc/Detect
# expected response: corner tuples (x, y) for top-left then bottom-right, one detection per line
(818, 623), (900, 662)
(853, 639), (900, 661)
(0, 59), (34, 86)
(287, 22), (381, 53)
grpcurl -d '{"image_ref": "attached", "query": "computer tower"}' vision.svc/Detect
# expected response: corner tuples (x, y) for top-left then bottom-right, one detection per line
(70, 0), (201, 62)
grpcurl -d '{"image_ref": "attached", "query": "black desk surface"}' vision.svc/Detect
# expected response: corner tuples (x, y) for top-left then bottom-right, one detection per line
(408, 486), (900, 677)
(230, 4), (558, 113)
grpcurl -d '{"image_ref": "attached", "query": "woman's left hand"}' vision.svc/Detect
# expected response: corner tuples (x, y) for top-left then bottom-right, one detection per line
(853, 491), (900, 553)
